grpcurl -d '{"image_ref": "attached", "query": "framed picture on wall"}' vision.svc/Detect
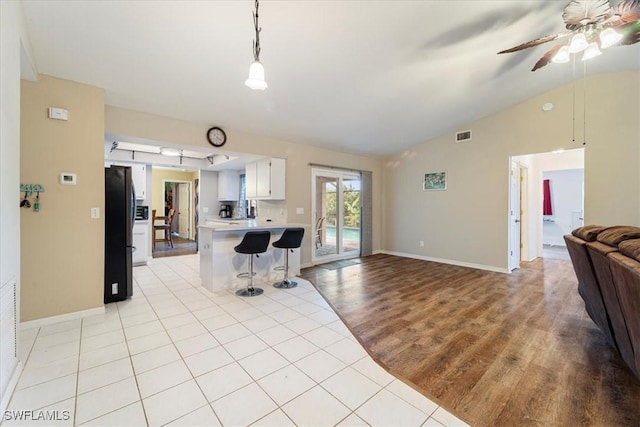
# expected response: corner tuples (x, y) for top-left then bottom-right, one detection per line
(424, 171), (447, 191)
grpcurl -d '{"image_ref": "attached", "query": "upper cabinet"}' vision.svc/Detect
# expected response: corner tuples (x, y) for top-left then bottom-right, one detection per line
(131, 164), (146, 200)
(218, 170), (240, 201)
(246, 158), (285, 200)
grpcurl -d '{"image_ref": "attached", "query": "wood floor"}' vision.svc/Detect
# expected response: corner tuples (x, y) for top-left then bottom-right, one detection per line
(300, 254), (640, 426)
(152, 236), (197, 258)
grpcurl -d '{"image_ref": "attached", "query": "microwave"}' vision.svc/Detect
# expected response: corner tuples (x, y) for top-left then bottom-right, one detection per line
(135, 205), (149, 220)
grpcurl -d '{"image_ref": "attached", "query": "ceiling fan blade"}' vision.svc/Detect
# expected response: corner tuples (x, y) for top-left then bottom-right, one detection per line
(497, 33), (570, 54)
(609, 0), (640, 24)
(531, 43), (568, 72)
(617, 20), (640, 44)
(563, 0), (612, 29)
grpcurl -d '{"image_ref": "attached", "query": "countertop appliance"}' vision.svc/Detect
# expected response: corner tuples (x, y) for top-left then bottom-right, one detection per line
(219, 204), (232, 218)
(104, 165), (134, 304)
(135, 205), (149, 220)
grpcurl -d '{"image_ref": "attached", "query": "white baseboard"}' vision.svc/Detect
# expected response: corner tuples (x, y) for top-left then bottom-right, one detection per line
(1, 360), (23, 415)
(381, 250), (510, 274)
(372, 249), (384, 255)
(20, 306), (105, 330)
(300, 262), (314, 269)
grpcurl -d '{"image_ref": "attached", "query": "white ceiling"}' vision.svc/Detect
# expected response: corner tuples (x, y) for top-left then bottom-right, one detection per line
(22, 1), (640, 157)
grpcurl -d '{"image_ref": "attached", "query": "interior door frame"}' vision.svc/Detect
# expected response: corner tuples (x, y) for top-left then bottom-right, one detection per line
(508, 160), (522, 271)
(311, 167), (361, 264)
(162, 179), (192, 240)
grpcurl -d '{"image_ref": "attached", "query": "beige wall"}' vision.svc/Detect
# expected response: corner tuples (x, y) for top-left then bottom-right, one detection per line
(383, 70), (639, 271)
(106, 107), (384, 265)
(21, 75), (105, 321)
(151, 168), (197, 240)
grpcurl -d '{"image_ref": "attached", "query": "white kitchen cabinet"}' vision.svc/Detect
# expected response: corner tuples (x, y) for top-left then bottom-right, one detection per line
(245, 158), (285, 200)
(133, 221), (149, 265)
(131, 164), (146, 200)
(218, 170), (240, 201)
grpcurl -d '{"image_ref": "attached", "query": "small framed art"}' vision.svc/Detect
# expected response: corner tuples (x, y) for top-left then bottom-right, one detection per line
(424, 171), (447, 191)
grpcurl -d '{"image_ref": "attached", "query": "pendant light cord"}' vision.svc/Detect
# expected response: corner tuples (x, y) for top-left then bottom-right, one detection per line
(251, 0), (262, 62)
(583, 60), (587, 146)
(572, 55), (576, 144)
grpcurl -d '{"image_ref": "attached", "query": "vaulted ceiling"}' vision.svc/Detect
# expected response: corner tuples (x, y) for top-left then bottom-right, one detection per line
(22, 1), (640, 157)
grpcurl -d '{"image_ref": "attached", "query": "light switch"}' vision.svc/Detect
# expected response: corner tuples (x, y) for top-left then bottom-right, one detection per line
(203, 207), (209, 213)
(296, 208), (304, 215)
(91, 207), (100, 219)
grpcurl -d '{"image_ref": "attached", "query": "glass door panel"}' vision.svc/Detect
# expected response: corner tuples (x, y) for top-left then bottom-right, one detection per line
(312, 169), (361, 262)
(342, 176), (361, 256)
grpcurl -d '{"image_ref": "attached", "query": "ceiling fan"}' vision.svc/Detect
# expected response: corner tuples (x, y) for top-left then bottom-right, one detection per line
(498, 0), (640, 71)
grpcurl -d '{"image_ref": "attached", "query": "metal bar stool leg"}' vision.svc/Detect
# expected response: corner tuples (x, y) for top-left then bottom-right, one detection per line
(274, 249), (297, 288)
(236, 254), (264, 297)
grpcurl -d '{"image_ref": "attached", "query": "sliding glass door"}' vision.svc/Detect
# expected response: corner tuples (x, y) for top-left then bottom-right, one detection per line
(312, 168), (361, 263)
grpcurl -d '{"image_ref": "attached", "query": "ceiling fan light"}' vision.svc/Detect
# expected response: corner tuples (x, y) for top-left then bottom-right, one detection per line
(551, 46), (571, 64)
(582, 42), (602, 61)
(160, 147), (181, 157)
(599, 27), (623, 49)
(245, 61), (268, 90)
(568, 33), (589, 53)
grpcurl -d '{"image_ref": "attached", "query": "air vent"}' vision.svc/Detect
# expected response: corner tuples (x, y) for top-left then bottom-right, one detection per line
(455, 130), (472, 142)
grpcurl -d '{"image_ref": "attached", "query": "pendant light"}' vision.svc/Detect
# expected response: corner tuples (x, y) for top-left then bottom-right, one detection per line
(582, 42), (602, 61)
(599, 27), (623, 49)
(245, 0), (267, 90)
(551, 46), (570, 64)
(568, 33), (589, 53)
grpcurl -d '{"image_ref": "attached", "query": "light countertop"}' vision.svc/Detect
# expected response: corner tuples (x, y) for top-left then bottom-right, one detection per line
(199, 219), (309, 232)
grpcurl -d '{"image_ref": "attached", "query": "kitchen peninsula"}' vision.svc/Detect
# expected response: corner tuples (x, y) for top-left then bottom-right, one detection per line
(199, 219), (308, 292)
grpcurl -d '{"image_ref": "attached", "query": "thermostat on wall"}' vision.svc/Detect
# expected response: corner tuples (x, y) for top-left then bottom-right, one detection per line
(60, 173), (77, 185)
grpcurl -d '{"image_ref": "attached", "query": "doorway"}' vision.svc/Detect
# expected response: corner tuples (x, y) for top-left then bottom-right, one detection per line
(510, 148), (584, 264)
(312, 168), (361, 263)
(154, 179), (197, 258)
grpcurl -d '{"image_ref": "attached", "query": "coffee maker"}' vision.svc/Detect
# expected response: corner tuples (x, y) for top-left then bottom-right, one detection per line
(219, 204), (232, 218)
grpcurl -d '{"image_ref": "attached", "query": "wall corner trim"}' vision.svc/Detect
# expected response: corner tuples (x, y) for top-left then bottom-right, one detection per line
(380, 250), (511, 274)
(20, 306), (105, 330)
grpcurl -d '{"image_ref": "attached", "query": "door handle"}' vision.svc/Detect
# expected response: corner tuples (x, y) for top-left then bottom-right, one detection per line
(515, 219), (521, 223)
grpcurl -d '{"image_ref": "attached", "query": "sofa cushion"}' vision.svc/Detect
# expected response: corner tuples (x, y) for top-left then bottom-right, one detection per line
(596, 226), (640, 246)
(619, 239), (640, 262)
(572, 225), (608, 242)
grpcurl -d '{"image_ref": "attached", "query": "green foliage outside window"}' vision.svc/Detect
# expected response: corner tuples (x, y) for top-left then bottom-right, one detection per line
(325, 183), (360, 228)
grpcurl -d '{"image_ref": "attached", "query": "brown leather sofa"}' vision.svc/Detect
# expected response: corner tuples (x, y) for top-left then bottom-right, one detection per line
(565, 225), (640, 379)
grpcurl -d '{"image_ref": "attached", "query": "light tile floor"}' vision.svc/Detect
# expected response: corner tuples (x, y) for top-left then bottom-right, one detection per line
(7, 255), (469, 427)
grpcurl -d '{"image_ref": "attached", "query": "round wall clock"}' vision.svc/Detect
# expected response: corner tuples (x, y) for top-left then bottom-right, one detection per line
(206, 127), (227, 147)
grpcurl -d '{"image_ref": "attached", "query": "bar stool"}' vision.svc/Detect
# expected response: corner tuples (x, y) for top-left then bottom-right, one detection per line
(234, 231), (271, 297)
(273, 228), (305, 289)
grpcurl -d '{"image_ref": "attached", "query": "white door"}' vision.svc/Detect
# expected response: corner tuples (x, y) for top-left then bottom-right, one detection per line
(178, 183), (190, 239)
(509, 162), (521, 271)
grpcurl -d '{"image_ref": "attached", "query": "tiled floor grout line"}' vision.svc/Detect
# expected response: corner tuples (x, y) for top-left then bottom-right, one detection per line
(139, 264), (228, 426)
(114, 292), (151, 427)
(73, 319), (83, 425)
(9, 255), (456, 427)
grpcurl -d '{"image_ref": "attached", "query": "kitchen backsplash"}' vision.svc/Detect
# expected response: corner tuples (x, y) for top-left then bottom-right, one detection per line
(256, 200), (288, 222)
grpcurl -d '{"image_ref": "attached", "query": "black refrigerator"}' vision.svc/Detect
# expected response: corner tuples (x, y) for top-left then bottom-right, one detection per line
(104, 165), (135, 303)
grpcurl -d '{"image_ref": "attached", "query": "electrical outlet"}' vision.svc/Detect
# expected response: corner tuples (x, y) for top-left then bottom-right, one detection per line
(419, 241), (425, 248)
(91, 207), (100, 219)
(296, 207), (304, 215)
(111, 283), (118, 295)
(203, 207), (209, 213)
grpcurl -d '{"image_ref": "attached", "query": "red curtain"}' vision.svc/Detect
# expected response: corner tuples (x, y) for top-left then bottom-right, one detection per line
(543, 179), (552, 215)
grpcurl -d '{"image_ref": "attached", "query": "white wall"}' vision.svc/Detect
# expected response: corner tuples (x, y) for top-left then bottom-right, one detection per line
(383, 71), (638, 271)
(542, 169), (584, 246)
